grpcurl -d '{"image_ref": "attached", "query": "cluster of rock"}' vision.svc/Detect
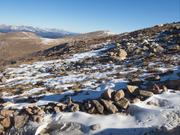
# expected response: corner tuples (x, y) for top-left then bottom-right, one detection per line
(0, 83), (168, 134)
(108, 23), (180, 61)
(0, 22), (179, 134)
(0, 74), (6, 84)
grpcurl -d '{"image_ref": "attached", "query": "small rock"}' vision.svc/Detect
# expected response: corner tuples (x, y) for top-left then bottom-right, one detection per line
(118, 49), (127, 60)
(70, 103), (80, 112)
(152, 84), (162, 94)
(168, 44), (180, 51)
(25, 107), (33, 115)
(90, 124), (101, 130)
(87, 107), (96, 114)
(0, 124), (4, 134)
(54, 106), (61, 113)
(101, 89), (114, 100)
(32, 115), (42, 123)
(0, 76), (6, 83)
(0, 110), (14, 117)
(14, 114), (29, 129)
(2, 102), (13, 107)
(146, 75), (160, 81)
(131, 98), (141, 103)
(67, 97), (73, 106)
(113, 90), (125, 101)
(91, 100), (104, 114)
(100, 99), (118, 114)
(0, 115), (5, 119)
(139, 90), (154, 97)
(127, 85), (139, 95)
(0, 117), (11, 129)
(115, 98), (129, 109)
(162, 85), (168, 92)
(37, 109), (45, 116)
(0, 123), (4, 131)
(56, 103), (67, 111)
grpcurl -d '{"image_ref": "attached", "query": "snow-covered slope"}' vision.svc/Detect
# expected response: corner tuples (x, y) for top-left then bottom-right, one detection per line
(0, 24), (78, 38)
(0, 22), (179, 135)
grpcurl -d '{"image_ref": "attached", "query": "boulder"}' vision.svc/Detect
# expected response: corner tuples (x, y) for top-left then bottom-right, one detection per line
(156, 45), (164, 52)
(91, 100), (104, 114)
(0, 76), (6, 83)
(152, 84), (162, 94)
(115, 98), (129, 109)
(162, 85), (168, 92)
(54, 106), (61, 113)
(127, 85), (139, 95)
(87, 107), (96, 114)
(118, 49), (127, 60)
(168, 44), (180, 51)
(32, 115), (42, 123)
(14, 114), (29, 129)
(101, 89), (114, 100)
(24, 107), (33, 115)
(70, 103), (80, 112)
(0, 110), (14, 117)
(113, 90), (125, 101)
(56, 103), (67, 111)
(139, 90), (154, 98)
(100, 99), (118, 114)
(0, 117), (11, 129)
(0, 124), (4, 134)
(131, 98), (141, 103)
(37, 109), (45, 116)
(2, 102), (14, 107)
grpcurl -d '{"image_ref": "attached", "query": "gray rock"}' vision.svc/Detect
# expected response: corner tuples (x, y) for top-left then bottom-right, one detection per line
(127, 85), (139, 95)
(139, 90), (154, 97)
(118, 49), (127, 60)
(91, 100), (104, 114)
(70, 103), (80, 112)
(100, 99), (118, 114)
(40, 121), (89, 135)
(0, 123), (4, 133)
(14, 114), (29, 129)
(0, 76), (6, 83)
(101, 89), (114, 100)
(54, 106), (61, 113)
(0, 117), (11, 129)
(115, 98), (130, 109)
(113, 90), (125, 101)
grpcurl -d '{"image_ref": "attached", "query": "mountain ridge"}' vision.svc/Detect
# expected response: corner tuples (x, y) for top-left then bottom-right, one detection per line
(0, 24), (78, 38)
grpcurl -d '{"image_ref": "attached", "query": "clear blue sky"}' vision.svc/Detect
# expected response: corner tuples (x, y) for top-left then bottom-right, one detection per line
(0, 0), (179, 33)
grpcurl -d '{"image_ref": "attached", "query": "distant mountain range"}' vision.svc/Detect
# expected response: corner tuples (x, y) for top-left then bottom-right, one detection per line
(0, 24), (78, 38)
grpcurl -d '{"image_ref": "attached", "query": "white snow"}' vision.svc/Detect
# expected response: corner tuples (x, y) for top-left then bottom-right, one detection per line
(40, 38), (56, 44)
(33, 90), (180, 135)
(1, 42), (180, 134)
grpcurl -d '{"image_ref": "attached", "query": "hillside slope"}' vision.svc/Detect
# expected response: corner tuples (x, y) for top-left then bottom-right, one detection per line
(0, 22), (179, 135)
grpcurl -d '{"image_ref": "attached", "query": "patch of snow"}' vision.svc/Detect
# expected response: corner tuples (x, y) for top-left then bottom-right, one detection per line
(34, 90), (180, 135)
(40, 38), (56, 44)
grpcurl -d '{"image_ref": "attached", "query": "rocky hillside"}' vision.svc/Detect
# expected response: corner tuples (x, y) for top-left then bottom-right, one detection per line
(0, 22), (179, 135)
(0, 30), (116, 68)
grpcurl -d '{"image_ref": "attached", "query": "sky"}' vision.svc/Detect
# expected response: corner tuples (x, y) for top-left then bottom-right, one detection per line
(0, 0), (179, 33)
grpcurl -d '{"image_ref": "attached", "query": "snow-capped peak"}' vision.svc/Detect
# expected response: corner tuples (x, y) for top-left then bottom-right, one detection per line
(0, 24), (78, 38)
